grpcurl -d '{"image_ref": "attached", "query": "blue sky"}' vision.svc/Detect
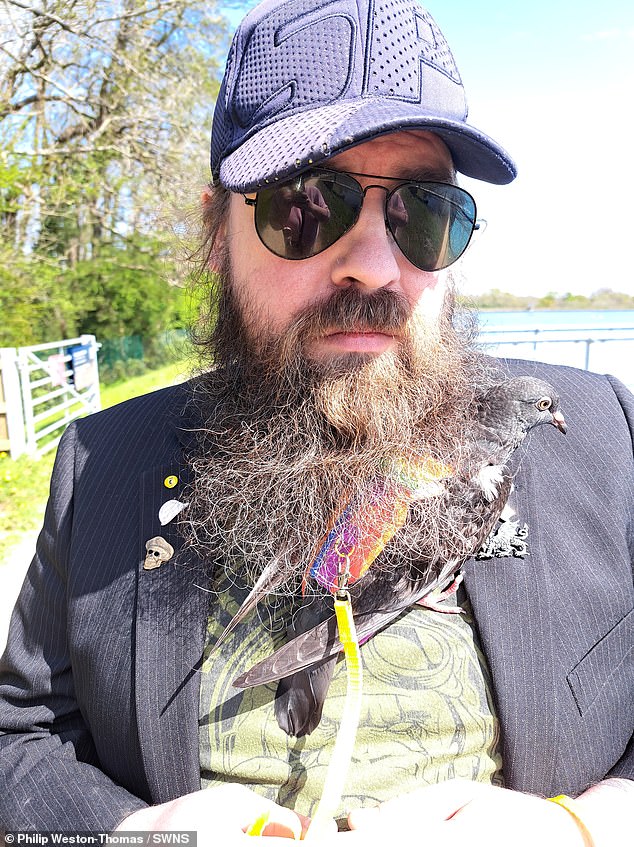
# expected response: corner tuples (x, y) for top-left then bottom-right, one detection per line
(223, 1), (634, 297)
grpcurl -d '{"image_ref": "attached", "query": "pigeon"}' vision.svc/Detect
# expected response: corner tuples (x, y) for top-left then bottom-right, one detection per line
(473, 375), (567, 500)
(217, 376), (567, 737)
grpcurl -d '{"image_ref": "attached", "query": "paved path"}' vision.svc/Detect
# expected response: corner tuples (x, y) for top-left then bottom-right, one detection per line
(0, 532), (37, 653)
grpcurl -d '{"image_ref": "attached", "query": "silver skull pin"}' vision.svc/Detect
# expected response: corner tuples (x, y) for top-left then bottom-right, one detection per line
(143, 536), (174, 570)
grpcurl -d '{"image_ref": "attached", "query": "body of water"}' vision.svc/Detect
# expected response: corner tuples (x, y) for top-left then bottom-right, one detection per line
(476, 310), (634, 391)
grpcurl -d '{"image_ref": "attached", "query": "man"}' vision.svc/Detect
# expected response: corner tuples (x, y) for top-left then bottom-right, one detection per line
(1, 0), (632, 844)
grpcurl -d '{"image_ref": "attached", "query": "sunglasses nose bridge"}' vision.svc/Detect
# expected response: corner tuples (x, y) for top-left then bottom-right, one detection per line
(359, 183), (390, 197)
(357, 184), (413, 256)
(358, 182), (390, 207)
(356, 183), (393, 233)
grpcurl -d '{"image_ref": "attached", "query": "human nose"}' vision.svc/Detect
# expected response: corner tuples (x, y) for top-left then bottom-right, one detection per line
(329, 188), (401, 291)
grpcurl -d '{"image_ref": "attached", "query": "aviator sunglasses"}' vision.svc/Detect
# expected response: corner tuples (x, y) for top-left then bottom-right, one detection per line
(243, 168), (479, 272)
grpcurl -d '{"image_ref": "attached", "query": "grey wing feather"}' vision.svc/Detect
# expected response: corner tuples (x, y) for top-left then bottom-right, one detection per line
(234, 559), (459, 689)
(234, 473), (513, 690)
(212, 560), (286, 651)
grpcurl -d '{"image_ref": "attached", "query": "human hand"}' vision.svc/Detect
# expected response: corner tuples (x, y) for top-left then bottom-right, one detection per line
(277, 187), (309, 208)
(115, 784), (308, 842)
(345, 780), (590, 846)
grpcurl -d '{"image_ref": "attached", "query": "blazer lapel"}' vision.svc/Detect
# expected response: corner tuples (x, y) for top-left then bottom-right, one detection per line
(463, 454), (560, 794)
(135, 458), (212, 803)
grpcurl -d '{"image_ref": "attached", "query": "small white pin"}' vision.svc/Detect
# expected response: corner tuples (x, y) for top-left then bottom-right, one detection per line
(158, 499), (188, 526)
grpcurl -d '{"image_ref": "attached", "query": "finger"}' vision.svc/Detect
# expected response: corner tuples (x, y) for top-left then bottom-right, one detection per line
(234, 790), (303, 841)
(260, 814), (303, 840)
(346, 806), (380, 831)
(301, 815), (339, 841)
(348, 780), (490, 830)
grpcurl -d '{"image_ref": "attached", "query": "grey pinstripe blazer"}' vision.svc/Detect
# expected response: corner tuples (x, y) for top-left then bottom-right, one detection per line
(1, 359), (633, 832)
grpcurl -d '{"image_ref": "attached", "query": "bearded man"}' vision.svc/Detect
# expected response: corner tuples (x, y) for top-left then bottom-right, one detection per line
(1, 1), (633, 844)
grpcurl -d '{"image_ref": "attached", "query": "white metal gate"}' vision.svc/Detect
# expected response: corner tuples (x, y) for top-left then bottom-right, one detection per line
(0, 335), (101, 458)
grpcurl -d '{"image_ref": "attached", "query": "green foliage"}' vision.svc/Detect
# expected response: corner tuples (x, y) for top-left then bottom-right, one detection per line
(67, 238), (187, 339)
(0, 234), (190, 348)
(465, 288), (634, 311)
(99, 360), (189, 409)
(0, 451), (54, 551)
(463, 288), (537, 310)
(99, 359), (144, 385)
(97, 330), (189, 383)
(0, 0), (229, 351)
(0, 251), (79, 345)
(579, 289), (634, 310)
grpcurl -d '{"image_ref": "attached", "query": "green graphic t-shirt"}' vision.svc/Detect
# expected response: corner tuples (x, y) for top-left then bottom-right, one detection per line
(199, 572), (503, 822)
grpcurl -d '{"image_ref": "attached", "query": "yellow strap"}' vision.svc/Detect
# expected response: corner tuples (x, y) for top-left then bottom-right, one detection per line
(547, 795), (595, 847)
(303, 592), (363, 841)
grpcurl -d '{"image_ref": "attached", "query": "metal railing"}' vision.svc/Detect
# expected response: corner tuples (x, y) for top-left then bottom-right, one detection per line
(478, 325), (634, 389)
(0, 335), (101, 458)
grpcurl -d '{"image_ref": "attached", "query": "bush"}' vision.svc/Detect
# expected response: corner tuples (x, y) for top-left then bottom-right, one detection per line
(126, 359), (147, 378)
(99, 361), (129, 384)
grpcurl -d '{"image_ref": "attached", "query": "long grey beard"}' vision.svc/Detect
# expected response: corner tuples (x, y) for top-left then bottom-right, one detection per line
(181, 286), (500, 614)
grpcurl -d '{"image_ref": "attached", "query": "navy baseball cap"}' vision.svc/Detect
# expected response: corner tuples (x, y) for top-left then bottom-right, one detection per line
(211, 0), (517, 192)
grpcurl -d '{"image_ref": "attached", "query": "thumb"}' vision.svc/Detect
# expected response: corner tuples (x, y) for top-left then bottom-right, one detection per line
(243, 801), (306, 841)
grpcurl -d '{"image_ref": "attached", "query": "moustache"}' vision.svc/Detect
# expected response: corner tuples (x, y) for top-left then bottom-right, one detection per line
(286, 287), (413, 343)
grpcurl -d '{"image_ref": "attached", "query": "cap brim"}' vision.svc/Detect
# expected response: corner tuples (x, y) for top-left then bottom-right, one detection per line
(217, 97), (517, 191)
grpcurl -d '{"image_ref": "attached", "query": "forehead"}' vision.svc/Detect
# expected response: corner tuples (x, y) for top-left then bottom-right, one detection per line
(324, 131), (455, 179)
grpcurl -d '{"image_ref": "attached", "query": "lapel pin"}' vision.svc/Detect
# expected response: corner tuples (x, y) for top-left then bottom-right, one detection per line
(144, 536), (175, 570)
(163, 475), (179, 489)
(476, 518), (529, 560)
(158, 499), (188, 526)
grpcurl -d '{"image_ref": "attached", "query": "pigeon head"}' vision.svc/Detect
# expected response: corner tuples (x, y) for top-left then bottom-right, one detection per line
(478, 376), (567, 448)
(508, 376), (567, 434)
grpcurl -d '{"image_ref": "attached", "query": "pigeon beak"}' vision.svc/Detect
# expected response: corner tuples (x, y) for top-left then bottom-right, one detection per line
(551, 410), (567, 434)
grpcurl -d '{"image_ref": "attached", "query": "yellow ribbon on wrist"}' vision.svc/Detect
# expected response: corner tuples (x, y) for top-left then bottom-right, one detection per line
(547, 795), (595, 847)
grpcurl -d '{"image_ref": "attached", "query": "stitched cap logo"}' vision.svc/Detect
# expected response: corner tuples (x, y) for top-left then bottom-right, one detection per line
(210, 0), (516, 190)
(230, 0), (359, 131)
(225, 0), (463, 134)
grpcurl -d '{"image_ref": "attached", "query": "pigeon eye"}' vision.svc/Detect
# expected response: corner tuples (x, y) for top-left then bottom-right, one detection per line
(536, 396), (552, 411)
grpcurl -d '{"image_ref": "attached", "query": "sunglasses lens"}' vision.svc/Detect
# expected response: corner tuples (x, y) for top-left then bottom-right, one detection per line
(389, 183), (476, 271)
(253, 172), (361, 260)
(252, 172), (476, 271)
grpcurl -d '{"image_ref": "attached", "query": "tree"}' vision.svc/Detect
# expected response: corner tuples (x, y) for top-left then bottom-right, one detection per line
(0, 0), (229, 349)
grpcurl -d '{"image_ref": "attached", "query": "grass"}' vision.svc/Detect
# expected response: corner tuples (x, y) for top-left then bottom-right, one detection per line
(100, 360), (189, 409)
(0, 360), (190, 560)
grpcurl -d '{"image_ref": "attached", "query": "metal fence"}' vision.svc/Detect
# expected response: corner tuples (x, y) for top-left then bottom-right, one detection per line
(478, 325), (634, 391)
(0, 335), (101, 458)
